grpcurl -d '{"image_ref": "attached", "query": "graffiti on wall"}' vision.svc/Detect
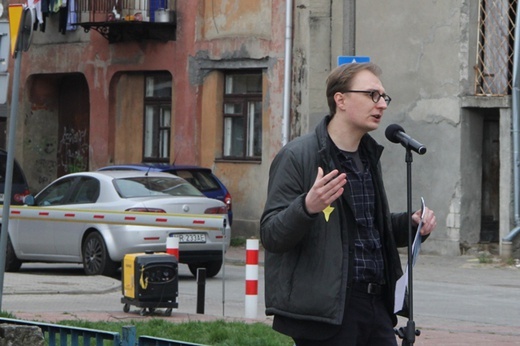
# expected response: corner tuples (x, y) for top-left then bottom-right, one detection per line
(58, 127), (89, 174)
(35, 158), (56, 186)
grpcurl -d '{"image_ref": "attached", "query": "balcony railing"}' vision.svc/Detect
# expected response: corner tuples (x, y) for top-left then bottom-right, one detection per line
(73, 0), (177, 43)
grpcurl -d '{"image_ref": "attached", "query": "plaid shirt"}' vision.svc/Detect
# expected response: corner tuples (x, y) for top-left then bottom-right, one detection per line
(338, 150), (385, 283)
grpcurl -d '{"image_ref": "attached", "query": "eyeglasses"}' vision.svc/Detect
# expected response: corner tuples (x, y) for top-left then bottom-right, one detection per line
(343, 90), (392, 105)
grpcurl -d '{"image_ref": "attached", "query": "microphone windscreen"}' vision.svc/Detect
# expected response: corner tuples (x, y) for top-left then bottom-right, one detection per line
(385, 124), (405, 143)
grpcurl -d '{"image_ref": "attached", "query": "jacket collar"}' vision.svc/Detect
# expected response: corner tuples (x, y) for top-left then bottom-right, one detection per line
(315, 115), (384, 163)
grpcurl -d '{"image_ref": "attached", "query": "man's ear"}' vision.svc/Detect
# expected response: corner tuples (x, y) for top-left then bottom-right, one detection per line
(334, 92), (347, 111)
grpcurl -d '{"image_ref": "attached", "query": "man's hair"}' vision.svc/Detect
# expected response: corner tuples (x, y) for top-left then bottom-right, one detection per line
(326, 62), (382, 116)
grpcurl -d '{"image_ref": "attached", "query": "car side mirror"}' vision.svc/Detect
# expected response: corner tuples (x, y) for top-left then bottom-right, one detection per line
(24, 195), (35, 206)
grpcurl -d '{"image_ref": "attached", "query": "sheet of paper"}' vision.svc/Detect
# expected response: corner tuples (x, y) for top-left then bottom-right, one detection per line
(394, 267), (408, 313)
(394, 197), (425, 314)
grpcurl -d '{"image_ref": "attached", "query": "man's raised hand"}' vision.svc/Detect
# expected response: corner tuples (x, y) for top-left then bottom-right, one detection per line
(305, 167), (347, 215)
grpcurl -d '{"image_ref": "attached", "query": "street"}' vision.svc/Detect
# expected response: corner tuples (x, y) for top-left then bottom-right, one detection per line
(1, 252), (520, 345)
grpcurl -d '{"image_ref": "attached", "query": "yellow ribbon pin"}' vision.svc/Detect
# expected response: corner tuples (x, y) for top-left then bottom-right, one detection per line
(322, 205), (334, 222)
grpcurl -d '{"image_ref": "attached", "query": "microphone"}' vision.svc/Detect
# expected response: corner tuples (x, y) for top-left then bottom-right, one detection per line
(385, 124), (427, 155)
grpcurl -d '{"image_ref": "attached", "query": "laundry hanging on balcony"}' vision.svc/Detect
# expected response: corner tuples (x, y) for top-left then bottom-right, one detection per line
(26, 0), (78, 34)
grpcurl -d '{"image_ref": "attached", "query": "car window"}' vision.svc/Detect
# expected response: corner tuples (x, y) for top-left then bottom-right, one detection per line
(113, 177), (204, 198)
(35, 177), (77, 206)
(70, 177), (100, 204)
(174, 170), (220, 192)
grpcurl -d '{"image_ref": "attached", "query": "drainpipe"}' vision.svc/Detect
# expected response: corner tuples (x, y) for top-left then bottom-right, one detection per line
(502, 0), (520, 258)
(282, 0), (293, 146)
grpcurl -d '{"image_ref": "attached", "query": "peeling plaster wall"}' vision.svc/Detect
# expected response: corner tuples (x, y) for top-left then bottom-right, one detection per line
(291, 0), (469, 255)
(201, 0), (272, 40)
(291, 0), (466, 255)
(193, 0), (286, 237)
(354, 1), (464, 255)
(459, 109), (483, 247)
(13, 9), (192, 188)
(292, 1), (332, 138)
(498, 107), (515, 256)
(278, 0), (481, 255)
(22, 77), (59, 191)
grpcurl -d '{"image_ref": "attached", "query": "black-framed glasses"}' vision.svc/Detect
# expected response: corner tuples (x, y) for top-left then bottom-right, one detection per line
(343, 90), (392, 105)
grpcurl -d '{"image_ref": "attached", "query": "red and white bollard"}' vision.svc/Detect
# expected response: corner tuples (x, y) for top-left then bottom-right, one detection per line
(166, 235), (179, 259)
(245, 238), (259, 319)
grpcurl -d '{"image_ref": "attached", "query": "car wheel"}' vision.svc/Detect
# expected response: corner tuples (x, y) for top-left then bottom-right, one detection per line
(188, 259), (222, 278)
(5, 235), (21, 272)
(82, 232), (119, 276)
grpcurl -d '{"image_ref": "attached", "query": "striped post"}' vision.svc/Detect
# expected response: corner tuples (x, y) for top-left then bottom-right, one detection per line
(166, 235), (179, 259)
(245, 238), (259, 319)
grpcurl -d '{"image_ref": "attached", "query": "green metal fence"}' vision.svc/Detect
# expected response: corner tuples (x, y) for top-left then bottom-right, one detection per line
(0, 317), (206, 346)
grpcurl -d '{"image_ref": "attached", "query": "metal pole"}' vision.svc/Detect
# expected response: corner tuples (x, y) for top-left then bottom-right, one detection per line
(0, 48), (22, 310)
(196, 268), (206, 314)
(503, 0), (520, 254)
(404, 149), (416, 345)
(281, 0), (293, 146)
(221, 219), (226, 316)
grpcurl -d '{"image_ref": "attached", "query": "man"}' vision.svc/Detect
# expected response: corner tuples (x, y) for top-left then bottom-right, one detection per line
(260, 62), (436, 346)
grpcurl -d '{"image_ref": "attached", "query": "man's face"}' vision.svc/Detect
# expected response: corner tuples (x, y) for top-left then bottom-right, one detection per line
(340, 70), (388, 133)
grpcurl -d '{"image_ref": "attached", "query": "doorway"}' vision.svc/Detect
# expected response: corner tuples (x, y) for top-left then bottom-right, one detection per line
(23, 73), (90, 192)
(57, 74), (90, 176)
(480, 115), (500, 243)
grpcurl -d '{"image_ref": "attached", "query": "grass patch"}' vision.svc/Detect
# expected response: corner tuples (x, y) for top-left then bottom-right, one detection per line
(477, 252), (493, 264)
(230, 237), (247, 247)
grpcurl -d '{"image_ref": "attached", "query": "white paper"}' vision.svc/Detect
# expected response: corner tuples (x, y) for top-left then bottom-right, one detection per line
(394, 267), (408, 313)
(394, 197), (425, 313)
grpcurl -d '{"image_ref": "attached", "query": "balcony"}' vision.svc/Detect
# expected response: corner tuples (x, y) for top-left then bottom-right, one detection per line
(73, 0), (176, 44)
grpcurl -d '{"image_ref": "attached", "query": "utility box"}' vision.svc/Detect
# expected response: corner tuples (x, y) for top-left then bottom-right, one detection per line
(121, 252), (178, 316)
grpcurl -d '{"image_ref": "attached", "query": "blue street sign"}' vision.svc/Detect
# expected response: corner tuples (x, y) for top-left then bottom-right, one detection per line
(337, 56), (370, 66)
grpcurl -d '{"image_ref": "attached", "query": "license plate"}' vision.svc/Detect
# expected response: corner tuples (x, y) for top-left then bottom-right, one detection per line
(178, 234), (206, 243)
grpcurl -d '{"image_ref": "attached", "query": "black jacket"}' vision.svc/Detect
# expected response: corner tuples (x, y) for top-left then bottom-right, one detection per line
(260, 115), (412, 327)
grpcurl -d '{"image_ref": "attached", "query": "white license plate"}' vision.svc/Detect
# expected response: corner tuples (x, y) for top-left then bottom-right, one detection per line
(178, 234), (206, 243)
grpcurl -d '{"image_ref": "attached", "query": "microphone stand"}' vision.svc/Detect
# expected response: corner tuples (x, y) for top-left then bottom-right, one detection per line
(394, 148), (420, 345)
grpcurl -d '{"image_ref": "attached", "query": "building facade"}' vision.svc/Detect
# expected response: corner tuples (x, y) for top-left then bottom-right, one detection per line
(4, 0), (519, 257)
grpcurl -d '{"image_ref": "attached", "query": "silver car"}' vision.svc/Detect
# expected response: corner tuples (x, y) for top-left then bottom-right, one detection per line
(5, 171), (230, 277)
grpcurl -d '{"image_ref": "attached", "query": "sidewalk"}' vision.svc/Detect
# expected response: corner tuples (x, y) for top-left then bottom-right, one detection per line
(2, 245), (258, 296)
(4, 246), (520, 346)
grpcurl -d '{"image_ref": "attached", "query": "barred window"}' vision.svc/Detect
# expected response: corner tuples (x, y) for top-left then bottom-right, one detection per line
(475, 0), (517, 95)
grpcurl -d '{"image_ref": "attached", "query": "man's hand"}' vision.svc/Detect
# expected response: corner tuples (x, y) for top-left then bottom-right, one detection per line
(412, 207), (436, 236)
(305, 167), (347, 215)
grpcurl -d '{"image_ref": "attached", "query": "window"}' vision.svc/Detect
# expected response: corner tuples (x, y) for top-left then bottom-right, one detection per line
(113, 177), (203, 198)
(173, 169), (221, 192)
(35, 177), (76, 206)
(71, 178), (100, 204)
(143, 73), (172, 162)
(475, 0), (517, 95)
(223, 71), (262, 160)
